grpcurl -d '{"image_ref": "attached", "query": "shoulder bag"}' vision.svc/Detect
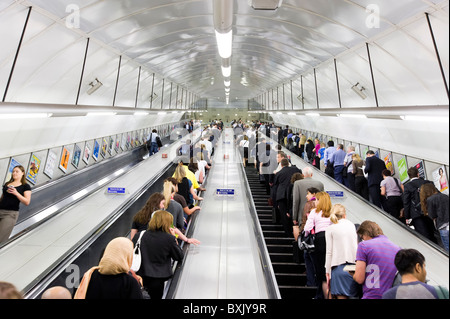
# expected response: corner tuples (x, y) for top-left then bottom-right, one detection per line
(131, 231), (146, 272)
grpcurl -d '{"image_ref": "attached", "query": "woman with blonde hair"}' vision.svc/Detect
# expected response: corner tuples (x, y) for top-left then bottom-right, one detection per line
(325, 204), (359, 299)
(0, 165), (32, 244)
(132, 210), (184, 299)
(173, 163), (202, 207)
(352, 153), (369, 200)
(74, 237), (143, 299)
(304, 191), (333, 299)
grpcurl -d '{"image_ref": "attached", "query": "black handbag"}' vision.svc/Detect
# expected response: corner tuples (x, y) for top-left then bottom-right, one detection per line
(298, 230), (315, 252)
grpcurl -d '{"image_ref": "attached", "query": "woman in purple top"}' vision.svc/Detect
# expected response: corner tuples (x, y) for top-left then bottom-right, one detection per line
(304, 191), (333, 299)
(352, 221), (401, 299)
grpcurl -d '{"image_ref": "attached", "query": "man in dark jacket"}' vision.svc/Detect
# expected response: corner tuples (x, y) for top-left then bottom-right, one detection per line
(364, 150), (386, 209)
(272, 159), (302, 235)
(403, 167), (436, 243)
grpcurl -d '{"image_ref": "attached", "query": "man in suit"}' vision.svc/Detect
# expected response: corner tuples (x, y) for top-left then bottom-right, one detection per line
(403, 167), (436, 243)
(292, 166), (324, 240)
(364, 150), (386, 209)
(272, 159), (302, 235)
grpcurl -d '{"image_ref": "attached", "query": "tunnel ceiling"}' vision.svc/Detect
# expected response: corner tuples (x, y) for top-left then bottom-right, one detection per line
(0, 0), (448, 109)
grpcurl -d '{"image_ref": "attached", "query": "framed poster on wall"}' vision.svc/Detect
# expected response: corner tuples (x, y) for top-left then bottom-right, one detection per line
(44, 150), (57, 179)
(59, 147), (71, 173)
(414, 160), (426, 179)
(397, 157), (409, 184)
(384, 152), (394, 176)
(92, 140), (100, 161)
(432, 166), (449, 195)
(108, 136), (115, 155)
(72, 144), (81, 169)
(101, 138), (108, 158)
(83, 143), (91, 165)
(26, 154), (41, 185)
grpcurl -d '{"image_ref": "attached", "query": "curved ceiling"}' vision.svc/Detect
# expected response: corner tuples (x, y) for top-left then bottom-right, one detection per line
(0, 0), (448, 107)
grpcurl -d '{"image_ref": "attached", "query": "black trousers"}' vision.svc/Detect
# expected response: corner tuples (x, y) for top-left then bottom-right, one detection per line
(142, 276), (170, 299)
(277, 199), (292, 236)
(411, 216), (437, 243)
(369, 185), (383, 208)
(384, 196), (403, 219)
(354, 176), (369, 201)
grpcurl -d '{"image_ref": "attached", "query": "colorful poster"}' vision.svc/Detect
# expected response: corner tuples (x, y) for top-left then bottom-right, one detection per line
(384, 152), (394, 175)
(115, 135), (121, 153)
(93, 140), (100, 161)
(5, 158), (22, 184)
(398, 157), (409, 184)
(108, 136), (114, 155)
(432, 166), (449, 195)
(415, 160), (426, 179)
(59, 147), (71, 173)
(26, 154), (41, 185)
(101, 138), (108, 158)
(72, 144), (81, 168)
(121, 134), (127, 151)
(83, 143), (91, 165)
(44, 150), (57, 178)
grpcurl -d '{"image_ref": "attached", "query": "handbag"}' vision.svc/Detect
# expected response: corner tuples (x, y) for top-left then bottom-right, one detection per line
(298, 230), (315, 252)
(131, 231), (146, 272)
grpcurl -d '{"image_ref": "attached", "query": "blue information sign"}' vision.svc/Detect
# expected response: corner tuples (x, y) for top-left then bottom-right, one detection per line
(107, 187), (126, 194)
(216, 188), (235, 195)
(326, 191), (344, 198)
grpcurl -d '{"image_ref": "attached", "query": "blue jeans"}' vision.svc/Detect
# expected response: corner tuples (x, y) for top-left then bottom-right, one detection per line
(149, 142), (159, 156)
(440, 228), (449, 252)
(334, 165), (344, 184)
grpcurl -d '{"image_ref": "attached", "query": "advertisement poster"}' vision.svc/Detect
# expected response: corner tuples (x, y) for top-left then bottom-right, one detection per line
(5, 158), (22, 184)
(26, 154), (41, 185)
(384, 152), (394, 175)
(397, 157), (409, 184)
(44, 150), (57, 179)
(432, 166), (449, 195)
(93, 140), (100, 161)
(108, 136), (114, 155)
(121, 133), (127, 151)
(59, 147), (71, 173)
(101, 138), (108, 158)
(115, 135), (121, 153)
(415, 160), (426, 179)
(72, 144), (81, 168)
(83, 143), (91, 165)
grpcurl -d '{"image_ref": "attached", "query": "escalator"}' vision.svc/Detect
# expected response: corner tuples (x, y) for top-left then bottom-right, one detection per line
(244, 166), (316, 299)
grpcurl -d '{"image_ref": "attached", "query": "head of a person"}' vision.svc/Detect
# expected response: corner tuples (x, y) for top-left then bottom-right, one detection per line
(0, 282), (23, 299)
(280, 158), (290, 168)
(315, 191), (332, 218)
(277, 151), (286, 163)
(163, 180), (177, 209)
(357, 220), (384, 240)
(366, 150), (375, 157)
(9, 165), (26, 185)
(382, 169), (392, 178)
(134, 192), (165, 225)
(152, 129), (157, 133)
(394, 249), (427, 282)
(98, 237), (134, 275)
(174, 163), (186, 182)
(337, 143), (344, 150)
(420, 183), (439, 216)
(148, 210), (173, 234)
(330, 204), (347, 224)
(291, 173), (304, 184)
(302, 166), (313, 178)
(347, 145), (355, 153)
(407, 167), (420, 179)
(306, 187), (320, 201)
(352, 153), (362, 162)
(327, 140), (334, 147)
(41, 286), (72, 300)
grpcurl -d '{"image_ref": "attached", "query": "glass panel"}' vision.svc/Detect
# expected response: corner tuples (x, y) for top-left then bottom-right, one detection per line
(302, 71), (317, 110)
(315, 60), (340, 109)
(114, 57), (140, 108)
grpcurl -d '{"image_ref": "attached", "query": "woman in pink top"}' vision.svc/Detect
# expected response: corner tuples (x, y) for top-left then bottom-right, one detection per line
(304, 191), (333, 299)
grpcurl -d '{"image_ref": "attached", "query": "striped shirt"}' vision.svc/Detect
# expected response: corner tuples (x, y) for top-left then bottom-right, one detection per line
(356, 235), (401, 299)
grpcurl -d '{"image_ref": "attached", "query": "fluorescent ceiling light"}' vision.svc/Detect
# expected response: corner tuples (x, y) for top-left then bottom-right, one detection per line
(221, 65), (231, 77)
(0, 113), (52, 119)
(338, 113), (367, 118)
(224, 80), (231, 86)
(215, 30), (233, 59)
(87, 112), (117, 116)
(288, 112), (296, 116)
(401, 115), (449, 123)
(305, 113), (320, 117)
(158, 112), (167, 115)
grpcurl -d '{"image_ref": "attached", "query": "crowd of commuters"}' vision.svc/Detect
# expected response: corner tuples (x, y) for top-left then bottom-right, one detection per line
(231, 120), (448, 300)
